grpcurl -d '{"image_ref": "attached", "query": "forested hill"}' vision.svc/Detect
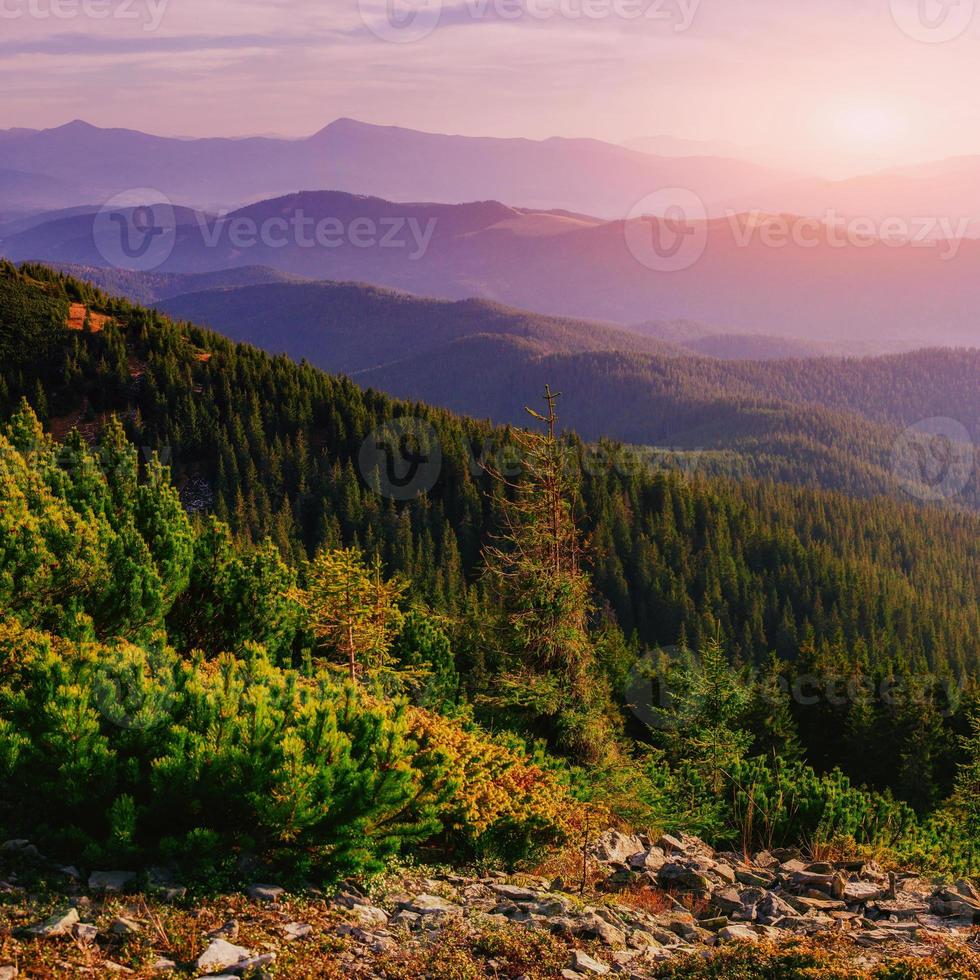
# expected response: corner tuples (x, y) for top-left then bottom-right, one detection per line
(147, 276), (979, 508)
(1, 260), (979, 806)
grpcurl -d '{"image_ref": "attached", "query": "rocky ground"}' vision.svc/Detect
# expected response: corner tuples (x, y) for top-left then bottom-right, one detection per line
(1, 833), (978, 978)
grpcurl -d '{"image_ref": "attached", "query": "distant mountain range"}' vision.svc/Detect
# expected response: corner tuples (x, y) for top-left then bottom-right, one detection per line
(39, 262), (977, 509)
(7, 190), (978, 351)
(0, 117), (786, 218)
(4, 118), (980, 234)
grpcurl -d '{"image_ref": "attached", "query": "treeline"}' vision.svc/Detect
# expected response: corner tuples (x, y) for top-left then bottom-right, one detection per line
(1, 260), (978, 820)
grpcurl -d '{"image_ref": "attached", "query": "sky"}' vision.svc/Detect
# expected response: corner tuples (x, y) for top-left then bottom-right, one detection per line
(2, 0), (980, 177)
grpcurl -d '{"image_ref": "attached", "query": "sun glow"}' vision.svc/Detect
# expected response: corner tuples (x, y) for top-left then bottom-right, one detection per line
(829, 101), (907, 148)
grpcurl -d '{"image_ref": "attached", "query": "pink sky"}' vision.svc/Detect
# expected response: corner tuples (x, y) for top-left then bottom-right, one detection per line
(2, 0), (979, 177)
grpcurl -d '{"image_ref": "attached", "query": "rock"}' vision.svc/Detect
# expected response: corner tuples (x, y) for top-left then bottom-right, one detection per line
(245, 883), (284, 902)
(710, 886), (744, 916)
(88, 870), (137, 893)
(0, 967), (16, 980)
(755, 892), (797, 924)
(595, 830), (646, 865)
(74, 921), (100, 943)
(282, 921), (313, 941)
(27, 906), (79, 938)
(711, 862), (737, 884)
(627, 847), (666, 872)
(490, 883), (543, 902)
(398, 894), (460, 915)
(60, 865), (82, 880)
(110, 917), (142, 938)
(656, 834), (685, 854)
(553, 913), (626, 947)
(153, 959), (177, 973)
(697, 916), (729, 931)
(844, 881), (884, 904)
(207, 920), (240, 941)
(718, 924), (759, 943)
(388, 910), (420, 929)
(350, 905), (389, 927)
(568, 950), (610, 975)
(735, 869), (773, 888)
(657, 863), (711, 893)
(223, 953), (276, 975)
(195, 938), (255, 973)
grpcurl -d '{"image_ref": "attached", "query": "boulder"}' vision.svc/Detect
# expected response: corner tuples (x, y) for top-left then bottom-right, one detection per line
(195, 939), (255, 973)
(26, 906), (79, 938)
(88, 870), (137, 893)
(245, 883), (284, 902)
(110, 917), (142, 938)
(73, 922), (100, 943)
(282, 921), (313, 941)
(718, 924), (759, 943)
(595, 831), (646, 865)
(657, 863), (711, 893)
(568, 950), (610, 975)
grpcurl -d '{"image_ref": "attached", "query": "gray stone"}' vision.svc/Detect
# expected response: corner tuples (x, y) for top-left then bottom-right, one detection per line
(88, 870), (137, 893)
(282, 921), (313, 941)
(245, 883), (284, 902)
(398, 894), (460, 915)
(0, 967), (17, 980)
(73, 922), (99, 943)
(350, 904), (389, 927)
(595, 830), (646, 865)
(110, 917), (142, 938)
(844, 882), (884, 904)
(657, 863), (711, 893)
(195, 938), (255, 973)
(207, 919), (239, 941)
(490, 883), (543, 902)
(27, 906), (79, 938)
(153, 959), (177, 973)
(568, 950), (610, 974)
(718, 924), (759, 943)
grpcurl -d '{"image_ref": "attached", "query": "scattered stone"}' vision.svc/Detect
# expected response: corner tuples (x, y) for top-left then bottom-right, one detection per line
(110, 917), (141, 938)
(595, 830), (646, 865)
(0, 967), (16, 980)
(73, 922), (99, 943)
(88, 871), (137, 893)
(26, 906), (79, 938)
(718, 924), (759, 943)
(195, 938), (255, 973)
(568, 949), (610, 974)
(398, 894), (460, 915)
(207, 920), (240, 941)
(153, 958), (177, 973)
(282, 921), (313, 941)
(245, 883), (284, 902)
